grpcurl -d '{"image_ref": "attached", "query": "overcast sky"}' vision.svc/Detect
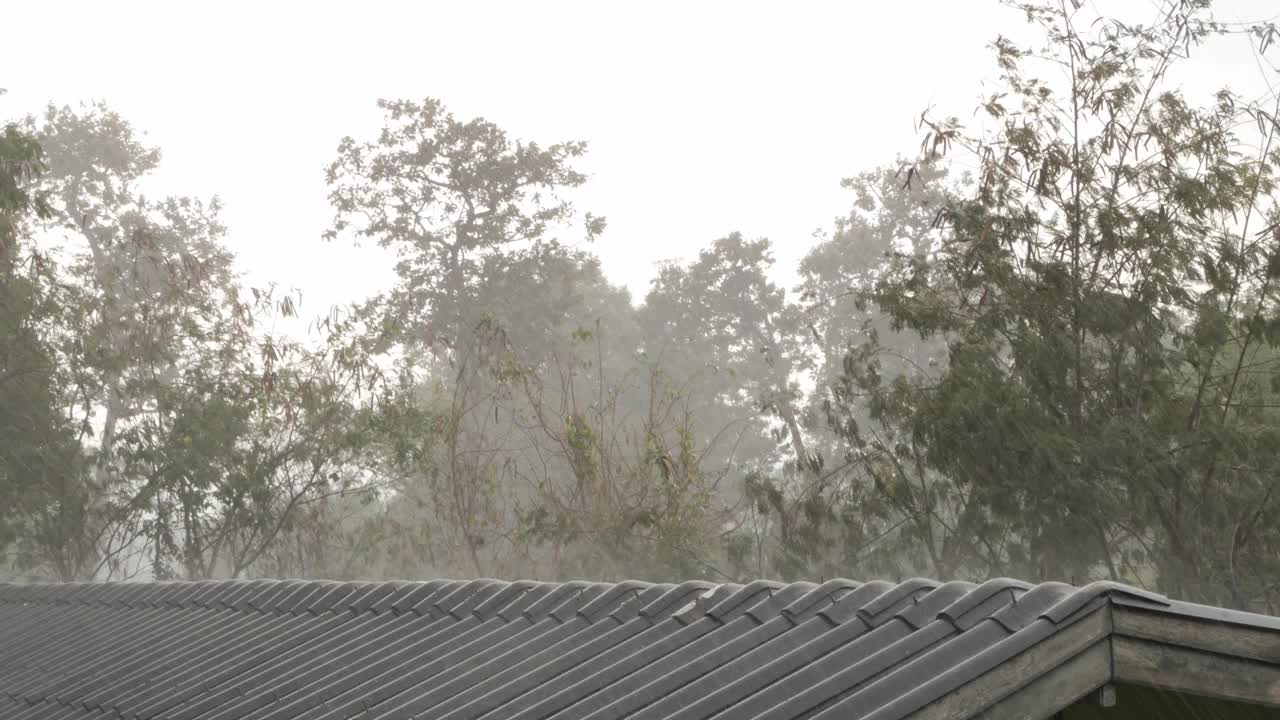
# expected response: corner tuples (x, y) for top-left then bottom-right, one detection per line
(4, 0), (1277, 328)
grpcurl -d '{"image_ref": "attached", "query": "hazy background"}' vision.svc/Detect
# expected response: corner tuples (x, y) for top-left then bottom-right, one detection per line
(14, 0), (1271, 317)
(5, 0), (1280, 609)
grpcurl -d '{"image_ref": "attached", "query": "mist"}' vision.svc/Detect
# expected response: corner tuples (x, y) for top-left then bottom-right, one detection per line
(3, 0), (1280, 615)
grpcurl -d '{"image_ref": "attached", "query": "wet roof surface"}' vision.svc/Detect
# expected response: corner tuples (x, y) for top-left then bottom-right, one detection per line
(0, 577), (1270, 720)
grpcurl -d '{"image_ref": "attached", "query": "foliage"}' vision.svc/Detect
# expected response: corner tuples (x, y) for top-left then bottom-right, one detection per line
(0, 101), (86, 578)
(829, 0), (1280, 608)
(6, 1), (1280, 605)
(325, 97), (600, 355)
(320, 98), (737, 579)
(0, 103), (385, 580)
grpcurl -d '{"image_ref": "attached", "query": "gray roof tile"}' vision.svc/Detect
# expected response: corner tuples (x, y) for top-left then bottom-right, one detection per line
(1, 577), (1277, 720)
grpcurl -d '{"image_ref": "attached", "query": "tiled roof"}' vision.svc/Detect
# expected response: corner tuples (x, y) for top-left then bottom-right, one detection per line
(0, 577), (1277, 720)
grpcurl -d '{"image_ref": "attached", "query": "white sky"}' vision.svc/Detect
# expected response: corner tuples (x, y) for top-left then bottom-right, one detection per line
(4, 0), (1276, 330)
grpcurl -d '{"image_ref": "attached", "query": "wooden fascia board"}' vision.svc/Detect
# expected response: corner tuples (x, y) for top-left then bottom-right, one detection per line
(1111, 606), (1280, 709)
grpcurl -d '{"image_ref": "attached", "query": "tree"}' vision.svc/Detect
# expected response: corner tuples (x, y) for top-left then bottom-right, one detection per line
(0, 96), (89, 579)
(326, 98), (603, 575)
(799, 162), (954, 392)
(505, 311), (738, 581)
(730, 162), (976, 581)
(325, 97), (600, 355)
(839, 0), (1280, 607)
(641, 235), (809, 467)
(325, 99), (749, 580)
(639, 234), (831, 577)
(114, 287), (384, 580)
(13, 103), (246, 577)
(0, 102), (385, 580)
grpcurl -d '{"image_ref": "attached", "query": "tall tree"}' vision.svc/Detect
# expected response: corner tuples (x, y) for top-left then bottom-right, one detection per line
(325, 97), (599, 356)
(737, 162), (972, 581)
(326, 99), (740, 580)
(21, 102), (248, 578)
(0, 96), (88, 579)
(325, 98), (603, 575)
(642, 234), (810, 470)
(841, 0), (1280, 607)
(0, 102), (382, 580)
(639, 234), (825, 577)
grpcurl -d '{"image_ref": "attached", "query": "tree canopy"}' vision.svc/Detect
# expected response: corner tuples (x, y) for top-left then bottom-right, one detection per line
(3, 0), (1279, 611)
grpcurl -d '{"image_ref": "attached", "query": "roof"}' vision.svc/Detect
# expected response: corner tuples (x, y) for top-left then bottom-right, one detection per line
(1, 577), (1278, 720)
